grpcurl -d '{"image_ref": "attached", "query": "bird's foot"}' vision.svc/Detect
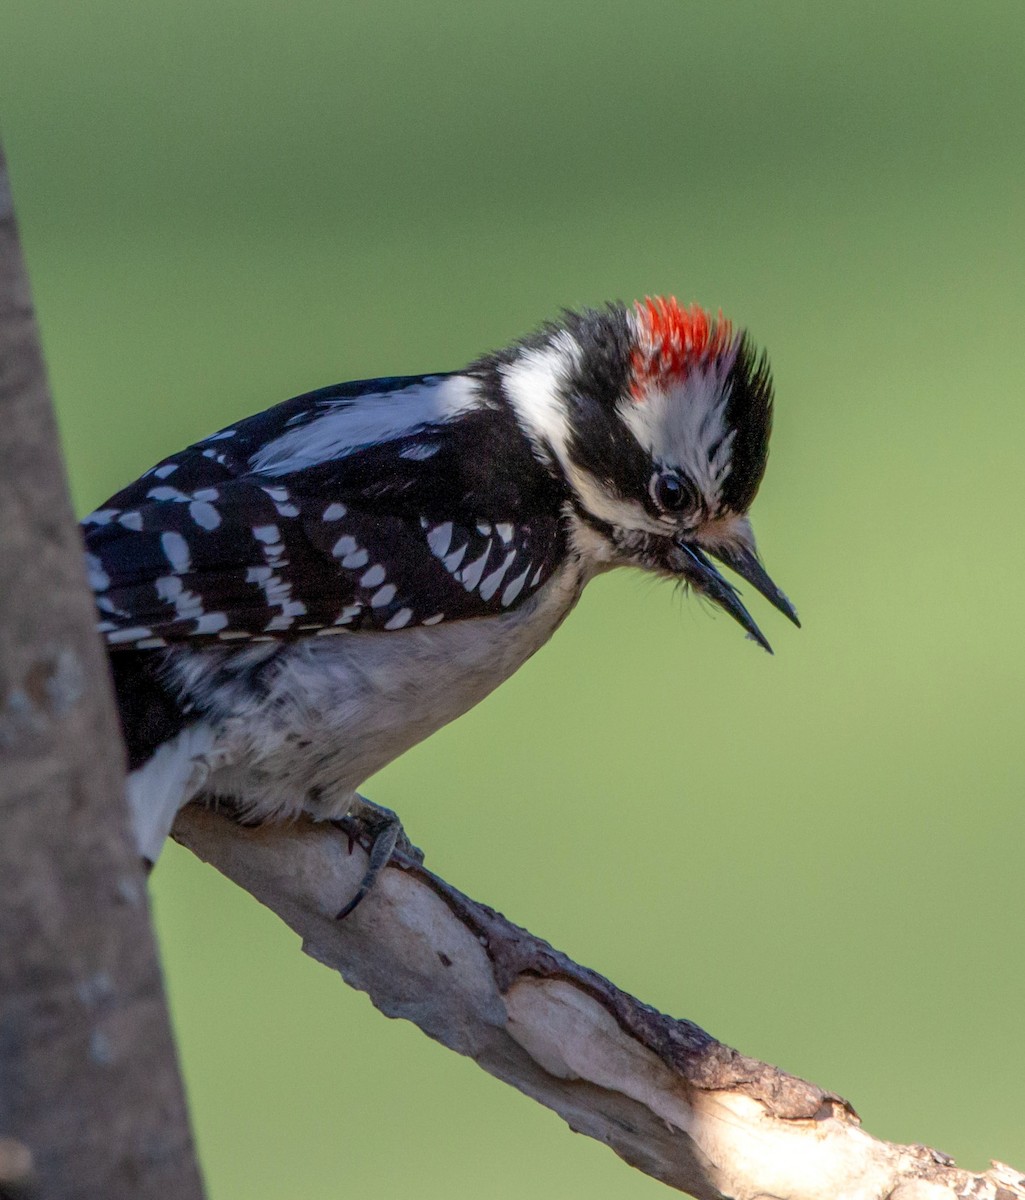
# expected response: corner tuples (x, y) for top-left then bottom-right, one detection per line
(331, 796), (423, 919)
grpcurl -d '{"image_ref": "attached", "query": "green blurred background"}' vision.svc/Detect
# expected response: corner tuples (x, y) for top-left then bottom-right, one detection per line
(3, 0), (1024, 1194)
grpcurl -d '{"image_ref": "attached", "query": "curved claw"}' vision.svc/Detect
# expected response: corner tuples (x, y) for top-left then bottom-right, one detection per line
(331, 799), (422, 919)
(335, 814), (400, 919)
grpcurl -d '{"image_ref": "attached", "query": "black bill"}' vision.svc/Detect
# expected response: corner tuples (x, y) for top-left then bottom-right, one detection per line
(675, 540), (798, 653)
(705, 542), (800, 628)
(675, 542), (774, 653)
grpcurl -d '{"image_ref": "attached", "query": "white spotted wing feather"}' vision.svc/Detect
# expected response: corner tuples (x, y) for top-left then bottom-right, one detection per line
(85, 424), (563, 649)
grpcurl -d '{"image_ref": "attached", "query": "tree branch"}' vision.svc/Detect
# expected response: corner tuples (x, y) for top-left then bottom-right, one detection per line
(0, 142), (205, 1200)
(173, 806), (1024, 1200)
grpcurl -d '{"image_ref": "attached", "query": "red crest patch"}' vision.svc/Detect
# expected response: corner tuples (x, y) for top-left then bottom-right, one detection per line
(630, 296), (733, 399)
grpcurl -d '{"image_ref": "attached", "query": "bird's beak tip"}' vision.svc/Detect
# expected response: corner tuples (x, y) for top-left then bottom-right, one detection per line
(777, 595), (801, 629)
(675, 536), (797, 652)
(706, 541), (800, 633)
(675, 541), (772, 652)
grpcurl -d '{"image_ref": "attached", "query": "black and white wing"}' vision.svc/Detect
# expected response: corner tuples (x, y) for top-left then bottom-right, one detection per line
(83, 373), (568, 650)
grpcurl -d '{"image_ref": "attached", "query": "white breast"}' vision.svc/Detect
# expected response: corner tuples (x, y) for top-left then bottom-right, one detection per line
(127, 555), (591, 859)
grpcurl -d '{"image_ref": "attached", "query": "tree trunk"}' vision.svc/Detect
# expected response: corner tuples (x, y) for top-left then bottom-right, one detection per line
(0, 141), (205, 1200)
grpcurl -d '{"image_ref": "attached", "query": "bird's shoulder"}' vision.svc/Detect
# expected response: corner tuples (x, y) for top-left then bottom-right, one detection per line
(84, 372), (568, 650)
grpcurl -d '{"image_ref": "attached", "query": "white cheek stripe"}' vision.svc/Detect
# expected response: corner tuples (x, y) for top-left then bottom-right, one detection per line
(564, 462), (664, 536)
(248, 376), (483, 476)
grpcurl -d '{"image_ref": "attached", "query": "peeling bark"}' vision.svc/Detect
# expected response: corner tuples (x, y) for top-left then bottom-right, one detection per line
(0, 142), (205, 1200)
(175, 806), (1025, 1200)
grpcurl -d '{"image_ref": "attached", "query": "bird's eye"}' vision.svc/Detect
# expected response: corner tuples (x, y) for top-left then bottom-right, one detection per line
(649, 471), (696, 515)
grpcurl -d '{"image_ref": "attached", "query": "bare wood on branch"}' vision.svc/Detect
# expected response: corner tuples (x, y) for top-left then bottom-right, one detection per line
(174, 806), (1024, 1200)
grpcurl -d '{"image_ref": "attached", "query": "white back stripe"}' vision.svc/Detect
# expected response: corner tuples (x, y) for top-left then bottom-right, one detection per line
(248, 376), (483, 476)
(499, 333), (580, 468)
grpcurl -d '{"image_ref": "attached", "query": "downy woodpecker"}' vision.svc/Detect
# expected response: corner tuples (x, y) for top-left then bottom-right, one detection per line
(84, 297), (798, 911)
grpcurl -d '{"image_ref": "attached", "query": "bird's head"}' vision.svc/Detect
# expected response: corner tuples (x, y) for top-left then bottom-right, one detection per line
(495, 296), (798, 650)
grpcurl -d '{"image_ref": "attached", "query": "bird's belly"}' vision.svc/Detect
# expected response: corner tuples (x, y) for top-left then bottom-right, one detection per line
(194, 560), (585, 822)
